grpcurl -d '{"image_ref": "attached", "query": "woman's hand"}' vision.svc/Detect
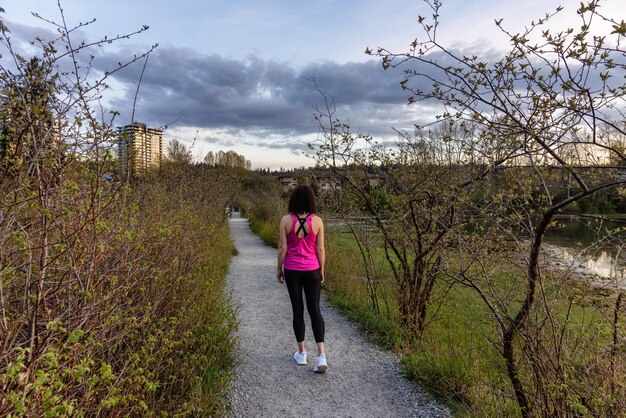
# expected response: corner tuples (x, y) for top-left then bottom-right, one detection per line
(277, 269), (285, 283)
(320, 270), (325, 284)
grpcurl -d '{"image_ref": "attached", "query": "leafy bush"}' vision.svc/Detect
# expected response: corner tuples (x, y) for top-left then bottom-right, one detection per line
(0, 161), (239, 415)
(249, 218), (280, 248)
(0, 8), (239, 415)
(238, 173), (285, 247)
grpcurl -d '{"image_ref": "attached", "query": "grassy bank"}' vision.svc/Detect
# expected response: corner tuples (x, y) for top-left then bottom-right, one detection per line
(322, 229), (625, 416)
(249, 218), (279, 248)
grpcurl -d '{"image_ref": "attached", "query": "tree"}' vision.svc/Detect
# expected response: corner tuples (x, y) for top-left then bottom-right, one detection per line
(0, 3), (199, 415)
(204, 150), (215, 166)
(311, 83), (466, 338)
(368, 0), (625, 415)
(166, 139), (193, 164)
(0, 57), (67, 198)
(214, 149), (250, 169)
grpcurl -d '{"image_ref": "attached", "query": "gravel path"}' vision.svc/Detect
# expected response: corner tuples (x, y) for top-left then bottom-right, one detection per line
(226, 213), (451, 418)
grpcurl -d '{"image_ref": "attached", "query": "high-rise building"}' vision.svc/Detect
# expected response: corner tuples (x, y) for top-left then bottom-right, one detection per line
(118, 122), (164, 176)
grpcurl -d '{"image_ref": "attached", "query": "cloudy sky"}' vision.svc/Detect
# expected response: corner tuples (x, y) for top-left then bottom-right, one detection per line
(4, 0), (623, 168)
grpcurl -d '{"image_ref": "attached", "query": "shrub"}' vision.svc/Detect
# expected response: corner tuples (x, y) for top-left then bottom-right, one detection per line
(0, 8), (239, 414)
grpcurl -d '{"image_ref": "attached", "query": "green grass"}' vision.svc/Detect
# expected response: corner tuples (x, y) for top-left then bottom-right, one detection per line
(249, 218), (279, 248)
(325, 291), (405, 350)
(322, 231), (625, 417)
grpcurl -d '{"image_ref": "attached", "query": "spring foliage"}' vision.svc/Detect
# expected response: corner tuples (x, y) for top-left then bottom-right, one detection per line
(0, 6), (238, 416)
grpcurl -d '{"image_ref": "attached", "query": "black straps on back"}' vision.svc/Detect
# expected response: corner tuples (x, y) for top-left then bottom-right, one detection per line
(295, 214), (310, 237)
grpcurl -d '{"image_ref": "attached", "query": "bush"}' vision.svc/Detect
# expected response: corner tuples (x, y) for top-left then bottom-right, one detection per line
(249, 218), (280, 248)
(0, 163), (239, 416)
(0, 10), (239, 413)
(238, 172), (285, 247)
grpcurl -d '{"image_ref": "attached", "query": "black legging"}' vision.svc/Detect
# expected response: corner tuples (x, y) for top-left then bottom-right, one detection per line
(284, 268), (325, 343)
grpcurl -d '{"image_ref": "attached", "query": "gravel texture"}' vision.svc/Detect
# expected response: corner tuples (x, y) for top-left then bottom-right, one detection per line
(226, 213), (451, 418)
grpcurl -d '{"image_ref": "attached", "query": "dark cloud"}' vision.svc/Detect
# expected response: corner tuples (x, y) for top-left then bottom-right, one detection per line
(17, 21), (622, 157)
(5, 17), (623, 151)
(89, 45), (420, 136)
(203, 136), (228, 144)
(0, 20), (503, 142)
(251, 139), (310, 152)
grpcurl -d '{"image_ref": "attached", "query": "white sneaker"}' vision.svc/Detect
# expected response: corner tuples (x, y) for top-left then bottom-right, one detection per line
(293, 351), (307, 365)
(313, 353), (327, 373)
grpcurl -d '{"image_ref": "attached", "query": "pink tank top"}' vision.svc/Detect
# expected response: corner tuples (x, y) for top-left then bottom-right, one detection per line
(284, 213), (320, 271)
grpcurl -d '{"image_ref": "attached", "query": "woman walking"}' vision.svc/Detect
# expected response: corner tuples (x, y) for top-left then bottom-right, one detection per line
(276, 185), (327, 373)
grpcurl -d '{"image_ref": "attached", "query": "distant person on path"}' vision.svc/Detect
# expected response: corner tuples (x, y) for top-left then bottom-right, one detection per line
(277, 185), (327, 373)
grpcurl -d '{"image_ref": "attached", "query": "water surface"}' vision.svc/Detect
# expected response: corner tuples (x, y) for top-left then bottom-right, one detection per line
(543, 215), (626, 289)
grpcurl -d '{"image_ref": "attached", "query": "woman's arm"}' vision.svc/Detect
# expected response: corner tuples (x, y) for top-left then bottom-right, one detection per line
(315, 217), (325, 283)
(277, 215), (289, 283)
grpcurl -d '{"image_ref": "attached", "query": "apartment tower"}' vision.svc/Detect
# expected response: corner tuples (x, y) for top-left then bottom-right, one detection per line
(118, 122), (164, 176)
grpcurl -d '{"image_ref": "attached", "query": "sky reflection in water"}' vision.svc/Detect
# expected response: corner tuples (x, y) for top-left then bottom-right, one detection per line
(543, 216), (626, 289)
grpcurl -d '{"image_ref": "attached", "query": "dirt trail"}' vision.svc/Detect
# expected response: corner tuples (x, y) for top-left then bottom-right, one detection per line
(226, 212), (450, 417)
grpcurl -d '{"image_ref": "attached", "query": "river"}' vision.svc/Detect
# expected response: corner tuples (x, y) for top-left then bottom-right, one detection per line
(543, 214), (626, 290)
